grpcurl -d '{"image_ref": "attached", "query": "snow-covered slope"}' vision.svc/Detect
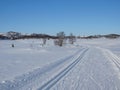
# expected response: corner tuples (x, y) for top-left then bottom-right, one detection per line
(0, 38), (120, 90)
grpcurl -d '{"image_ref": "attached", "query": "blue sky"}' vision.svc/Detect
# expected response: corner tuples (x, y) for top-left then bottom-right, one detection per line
(0, 0), (120, 35)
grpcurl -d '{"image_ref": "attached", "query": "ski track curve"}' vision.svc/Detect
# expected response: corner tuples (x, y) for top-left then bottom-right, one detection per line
(0, 47), (88, 90)
(37, 48), (88, 90)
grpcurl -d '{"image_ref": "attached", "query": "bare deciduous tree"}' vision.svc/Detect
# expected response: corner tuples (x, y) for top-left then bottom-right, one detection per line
(69, 33), (76, 44)
(54, 32), (65, 46)
(43, 38), (47, 45)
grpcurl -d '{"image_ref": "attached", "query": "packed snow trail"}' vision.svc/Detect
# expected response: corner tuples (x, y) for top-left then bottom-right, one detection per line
(37, 48), (88, 90)
(0, 47), (120, 90)
(50, 47), (120, 90)
(0, 47), (88, 90)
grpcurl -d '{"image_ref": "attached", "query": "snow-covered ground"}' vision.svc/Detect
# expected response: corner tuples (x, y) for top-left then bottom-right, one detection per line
(0, 38), (120, 90)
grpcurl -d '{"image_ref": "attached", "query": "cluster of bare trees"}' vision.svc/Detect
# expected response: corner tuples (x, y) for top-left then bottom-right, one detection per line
(2, 31), (77, 47)
(54, 32), (76, 46)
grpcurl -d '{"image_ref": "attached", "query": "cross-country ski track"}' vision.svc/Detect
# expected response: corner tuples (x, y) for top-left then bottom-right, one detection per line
(0, 47), (120, 90)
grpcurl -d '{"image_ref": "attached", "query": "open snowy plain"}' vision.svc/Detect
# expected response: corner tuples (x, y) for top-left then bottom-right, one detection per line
(0, 38), (120, 90)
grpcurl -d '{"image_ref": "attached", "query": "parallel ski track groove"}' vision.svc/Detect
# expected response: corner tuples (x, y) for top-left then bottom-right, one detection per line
(0, 48), (86, 90)
(37, 48), (89, 90)
(103, 49), (120, 70)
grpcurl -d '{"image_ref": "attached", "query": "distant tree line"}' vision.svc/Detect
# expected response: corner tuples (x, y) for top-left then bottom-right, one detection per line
(0, 31), (120, 41)
(78, 34), (120, 39)
(0, 34), (9, 40)
(1, 31), (57, 40)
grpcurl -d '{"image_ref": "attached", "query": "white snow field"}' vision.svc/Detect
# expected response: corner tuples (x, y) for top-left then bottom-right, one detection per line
(0, 38), (120, 90)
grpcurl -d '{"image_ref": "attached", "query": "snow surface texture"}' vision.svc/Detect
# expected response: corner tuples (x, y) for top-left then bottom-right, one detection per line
(0, 38), (120, 90)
